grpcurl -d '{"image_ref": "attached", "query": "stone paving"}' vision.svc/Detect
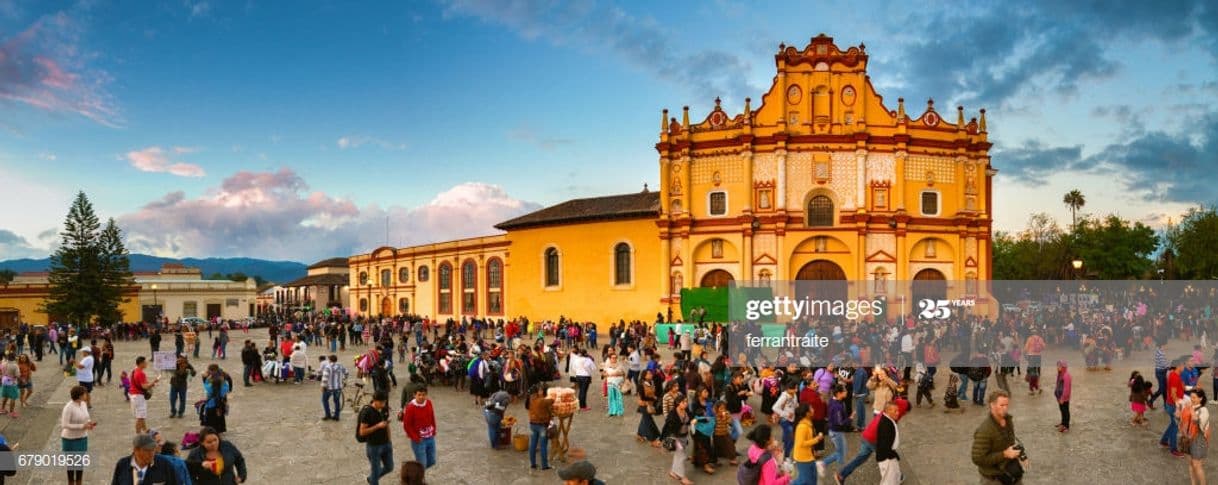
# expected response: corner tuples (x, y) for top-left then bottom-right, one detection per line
(2, 334), (1216, 484)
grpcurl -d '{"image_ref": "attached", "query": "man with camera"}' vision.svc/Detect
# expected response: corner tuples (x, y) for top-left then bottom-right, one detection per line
(972, 389), (1027, 484)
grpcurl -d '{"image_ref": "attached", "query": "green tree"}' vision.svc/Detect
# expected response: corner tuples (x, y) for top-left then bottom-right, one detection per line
(44, 192), (102, 324)
(1063, 189), (1086, 230)
(1168, 206), (1218, 279)
(0, 269), (15, 286)
(226, 272), (249, 282)
(992, 213), (1072, 280)
(1073, 215), (1158, 279)
(96, 218), (135, 325)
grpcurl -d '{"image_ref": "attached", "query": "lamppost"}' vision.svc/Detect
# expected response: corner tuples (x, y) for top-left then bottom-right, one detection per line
(1071, 259), (1083, 280)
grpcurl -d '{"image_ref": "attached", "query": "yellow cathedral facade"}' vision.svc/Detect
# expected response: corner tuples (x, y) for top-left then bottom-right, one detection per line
(347, 35), (995, 324)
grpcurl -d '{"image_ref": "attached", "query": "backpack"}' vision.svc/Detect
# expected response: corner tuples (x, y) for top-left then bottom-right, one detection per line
(736, 450), (771, 485)
(355, 405), (373, 443)
(861, 412), (881, 444)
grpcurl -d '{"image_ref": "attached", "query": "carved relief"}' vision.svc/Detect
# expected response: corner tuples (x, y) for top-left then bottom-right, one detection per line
(753, 152), (777, 181)
(905, 155), (956, 184)
(830, 151), (857, 208)
(691, 154), (744, 185)
(753, 233), (776, 260)
(867, 152), (895, 183)
(866, 233), (896, 259)
(785, 152), (812, 209)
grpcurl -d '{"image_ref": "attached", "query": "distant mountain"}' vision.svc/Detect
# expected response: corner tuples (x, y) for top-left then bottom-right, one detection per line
(0, 254), (308, 284)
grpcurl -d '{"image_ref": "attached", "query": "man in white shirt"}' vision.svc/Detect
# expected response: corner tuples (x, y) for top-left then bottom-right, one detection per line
(74, 348), (95, 407)
(626, 345), (641, 393)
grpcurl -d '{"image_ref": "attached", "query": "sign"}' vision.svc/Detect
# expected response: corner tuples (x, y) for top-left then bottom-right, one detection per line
(152, 351), (177, 371)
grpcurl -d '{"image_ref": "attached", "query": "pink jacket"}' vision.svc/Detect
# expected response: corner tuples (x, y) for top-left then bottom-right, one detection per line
(747, 444), (790, 485)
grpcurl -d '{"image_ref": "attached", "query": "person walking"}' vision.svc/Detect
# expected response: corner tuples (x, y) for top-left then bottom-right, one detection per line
(972, 390), (1026, 484)
(1024, 332), (1045, 396)
(402, 386), (437, 469)
(525, 384), (553, 470)
(572, 349), (595, 411)
(662, 394), (693, 485)
(16, 354), (35, 409)
(1054, 360), (1072, 433)
(1183, 389), (1210, 485)
(98, 338), (115, 385)
(321, 354), (347, 420)
(1163, 359), (1187, 456)
(791, 404), (823, 485)
(169, 356), (196, 419)
(636, 369), (662, 447)
(110, 434), (180, 485)
(289, 343), (307, 385)
(240, 341), (259, 387)
(773, 381), (799, 459)
(604, 353), (625, 417)
(71, 347), (94, 409)
(60, 385), (96, 485)
(875, 400), (902, 485)
(185, 426), (248, 485)
(358, 391), (395, 484)
(1150, 342), (1169, 408)
(742, 424), (789, 485)
(129, 356), (160, 435)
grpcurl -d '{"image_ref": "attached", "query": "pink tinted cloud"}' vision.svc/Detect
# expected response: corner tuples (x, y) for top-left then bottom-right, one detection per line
(125, 146), (206, 177)
(0, 12), (121, 127)
(118, 169), (541, 262)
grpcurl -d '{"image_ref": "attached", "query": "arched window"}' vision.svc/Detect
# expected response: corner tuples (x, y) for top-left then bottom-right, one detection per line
(398, 298), (409, 314)
(418, 265), (429, 282)
(807, 195), (834, 226)
(614, 243), (631, 285)
(544, 247), (560, 287)
(358, 271), (368, 286)
(487, 258), (503, 315)
(358, 298), (368, 313)
(438, 263), (452, 314)
(461, 260), (477, 314)
(380, 269), (391, 287)
(399, 267), (410, 283)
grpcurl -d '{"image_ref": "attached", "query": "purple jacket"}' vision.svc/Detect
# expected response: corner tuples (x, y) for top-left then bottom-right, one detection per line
(828, 398), (850, 431)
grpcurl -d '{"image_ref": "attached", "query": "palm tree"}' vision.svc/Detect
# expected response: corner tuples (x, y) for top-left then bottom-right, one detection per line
(1063, 189), (1086, 230)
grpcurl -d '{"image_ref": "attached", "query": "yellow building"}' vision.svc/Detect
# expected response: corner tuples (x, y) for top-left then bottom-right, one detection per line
(0, 275), (140, 328)
(348, 34), (995, 323)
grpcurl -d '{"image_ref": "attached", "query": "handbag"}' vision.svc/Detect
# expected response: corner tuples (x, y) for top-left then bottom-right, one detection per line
(998, 459), (1024, 485)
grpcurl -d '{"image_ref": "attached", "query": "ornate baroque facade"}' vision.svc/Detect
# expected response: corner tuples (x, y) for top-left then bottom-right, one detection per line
(347, 35), (995, 323)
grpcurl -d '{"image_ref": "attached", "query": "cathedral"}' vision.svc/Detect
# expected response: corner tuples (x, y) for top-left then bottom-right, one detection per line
(347, 34), (995, 324)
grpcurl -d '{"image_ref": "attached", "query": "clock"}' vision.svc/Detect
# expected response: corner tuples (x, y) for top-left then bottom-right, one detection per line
(786, 85), (802, 104)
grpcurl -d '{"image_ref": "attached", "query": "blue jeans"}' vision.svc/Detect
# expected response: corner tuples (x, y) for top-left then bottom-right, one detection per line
(730, 414), (743, 441)
(170, 387), (187, 416)
(529, 423), (549, 468)
(410, 437), (436, 468)
(793, 460), (818, 485)
(839, 437), (874, 479)
(853, 396), (868, 429)
(780, 419), (795, 457)
(243, 364), (254, 385)
(365, 442), (393, 484)
(1151, 368), (1168, 406)
(957, 374), (970, 401)
(823, 430), (846, 466)
(1162, 404), (1178, 450)
(322, 388), (342, 419)
(294, 366), (305, 383)
(972, 379), (987, 403)
(484, 410), (503, 447)
(330, 339), (338, 353)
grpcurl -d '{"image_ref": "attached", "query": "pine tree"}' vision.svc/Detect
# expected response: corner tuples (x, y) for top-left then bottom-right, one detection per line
(96, 217), (135, 325)
(45, 192), (102, 324)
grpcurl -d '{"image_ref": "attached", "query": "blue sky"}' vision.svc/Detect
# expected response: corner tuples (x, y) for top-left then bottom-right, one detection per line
(1, 0), (1216, 262)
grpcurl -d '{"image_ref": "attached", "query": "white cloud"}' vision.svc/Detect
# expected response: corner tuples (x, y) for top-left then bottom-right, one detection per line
(117, 168), (539, 262)
(336, 135), (407, 151)
(125, 146), (206, 177)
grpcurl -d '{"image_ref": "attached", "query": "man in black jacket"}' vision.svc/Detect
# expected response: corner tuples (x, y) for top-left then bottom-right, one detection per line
(875, 399), (902, 485)
(111, 434), (179, 485)
(241, 341), (261, 386)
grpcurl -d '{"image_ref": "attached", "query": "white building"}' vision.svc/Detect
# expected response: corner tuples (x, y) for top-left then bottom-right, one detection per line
(136, 264), (257, 323)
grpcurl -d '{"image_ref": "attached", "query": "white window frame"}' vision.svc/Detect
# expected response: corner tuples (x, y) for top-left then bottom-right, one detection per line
(919, 189), (941, 217)
(707, 190), (728, 217)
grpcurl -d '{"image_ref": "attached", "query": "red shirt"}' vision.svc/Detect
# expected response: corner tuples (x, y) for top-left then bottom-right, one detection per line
(402, 399), (436, 442)
(130, 368), (148, 396)
(799, 386), (828, 422)
(280, 340), (294, 359)
(1168, 370), (1185, 403)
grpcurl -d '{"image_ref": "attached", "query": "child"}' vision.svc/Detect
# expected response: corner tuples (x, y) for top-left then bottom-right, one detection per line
(943, 372), (963, 413)
(1128, 371), (1151, 426)
(914, 362), (935, 408)
(712, 401), (737, 465)
(119, 371), (131, 402)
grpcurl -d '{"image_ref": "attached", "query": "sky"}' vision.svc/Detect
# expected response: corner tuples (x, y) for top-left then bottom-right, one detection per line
(1, 0), (1216, 263)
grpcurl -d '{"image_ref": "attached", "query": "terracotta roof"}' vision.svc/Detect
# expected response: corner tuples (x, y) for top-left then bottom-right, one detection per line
(495, 191), (660, 230)
(307, 257), (349, 270)
(283, 273), (349, 288)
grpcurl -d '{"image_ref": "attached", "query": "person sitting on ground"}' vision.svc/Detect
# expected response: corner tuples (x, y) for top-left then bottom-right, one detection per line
(557, 460), (606, 485)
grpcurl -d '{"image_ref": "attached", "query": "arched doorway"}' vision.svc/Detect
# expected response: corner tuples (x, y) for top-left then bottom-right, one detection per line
(381, 297), (393, 316)
(700, 269), (734, 288)
(912, 268), (947, 304)
(795, 260), (847, 303)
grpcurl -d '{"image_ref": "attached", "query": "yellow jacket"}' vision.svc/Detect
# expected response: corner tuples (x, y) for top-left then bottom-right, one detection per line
(792, 419), (822, 462)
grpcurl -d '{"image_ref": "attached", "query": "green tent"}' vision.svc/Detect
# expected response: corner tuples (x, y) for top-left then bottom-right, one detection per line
(680, 287), (729, 322)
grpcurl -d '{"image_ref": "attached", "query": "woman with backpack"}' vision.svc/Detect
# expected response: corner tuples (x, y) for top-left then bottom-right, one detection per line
(741, 424), (790, 485)
(199, 365), (231, 434)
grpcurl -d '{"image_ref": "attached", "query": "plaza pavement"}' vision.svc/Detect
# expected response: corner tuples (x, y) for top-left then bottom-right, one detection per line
(1, 334), (1214, 484)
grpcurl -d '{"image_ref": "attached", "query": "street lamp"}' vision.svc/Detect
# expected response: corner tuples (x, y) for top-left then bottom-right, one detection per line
(1071, 259), (1083, 280)
(151, 284), (159, 319)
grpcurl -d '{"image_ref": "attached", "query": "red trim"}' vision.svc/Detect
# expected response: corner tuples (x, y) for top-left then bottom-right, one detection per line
(485, 257), (504, 316)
